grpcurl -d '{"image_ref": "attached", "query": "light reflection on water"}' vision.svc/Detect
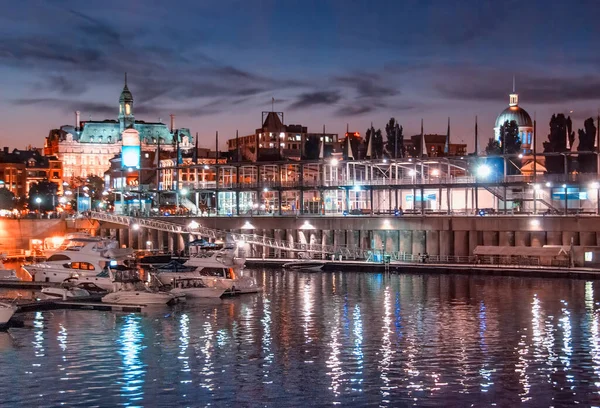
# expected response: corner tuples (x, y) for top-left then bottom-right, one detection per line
(3, 272), (600, 406)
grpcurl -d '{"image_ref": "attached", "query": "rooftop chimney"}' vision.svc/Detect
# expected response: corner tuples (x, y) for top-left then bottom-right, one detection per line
(170, 114), (175, 133)
(75, 111), (80, 131)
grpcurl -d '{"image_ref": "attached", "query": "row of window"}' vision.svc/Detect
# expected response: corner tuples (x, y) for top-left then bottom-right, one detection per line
(62, 262), (96, 271)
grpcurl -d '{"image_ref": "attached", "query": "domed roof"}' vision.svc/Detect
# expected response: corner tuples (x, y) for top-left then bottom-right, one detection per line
(495, 105), (532, 128)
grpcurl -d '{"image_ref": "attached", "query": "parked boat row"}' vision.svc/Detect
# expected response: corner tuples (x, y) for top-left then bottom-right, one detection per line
(12, 233), (260, 308)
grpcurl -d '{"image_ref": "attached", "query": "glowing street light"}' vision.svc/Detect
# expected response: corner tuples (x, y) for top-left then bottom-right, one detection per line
(431, 169), (440, 177)
(530, 219), (540, 227)
(330, 158), (339, 166)
(35, 197), (42, 213)
(408, 169), (416, 177)
(476, 164), (491, 178)
(131, 223), (140, 231)
(180, 188), (189, 196)
(188, 220), (199, 230)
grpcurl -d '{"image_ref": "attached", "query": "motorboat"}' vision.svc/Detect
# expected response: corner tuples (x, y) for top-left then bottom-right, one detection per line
(0, 255), (19, 281)
(24, 236), (134, 284)
(39, 285), (90, 300)
(283, 260), (325, 272)
(101, 268), (176, 306)
(0, 302), (17, 329)
(154, 248), (260, 294)
(170, 278), (225, 299)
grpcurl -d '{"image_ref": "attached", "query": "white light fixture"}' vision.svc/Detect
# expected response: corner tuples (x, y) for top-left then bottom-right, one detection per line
(545, 182), (552, 187)
(476, 164), (491, 178)
(300, 221), (314, 230)
(408, 170), (416, 176)
(353, 185), (361, 192)
(518, 153), (523, 159)
(146, 240), (152, 246)
(241, 221), (255, 230)
(263, 187), (268, 192)
(35, 197), (42, 204)
(591, 182), (600, 189)
(562, 184), (567, 189)
(330, 158), (339, 166)
(180, 188), (189, 196)
(237, 240), (246, 248)
(382, 159), (388, 164)
(533, 184), (541, 190)
(188, 220), (199, 230)
(382, 219), (391, 229)
(530, 219), (540, 227)
(431, 169), (440, 177)
(131, 223), (140, 231)
(203, 164), (210, 170)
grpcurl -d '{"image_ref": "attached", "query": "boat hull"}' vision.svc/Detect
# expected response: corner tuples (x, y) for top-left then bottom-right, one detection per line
(171, 287), (225, 298)
(0, 303), (17, 328)
(283, 262), (325, 272)
(102, 292), (174, 305)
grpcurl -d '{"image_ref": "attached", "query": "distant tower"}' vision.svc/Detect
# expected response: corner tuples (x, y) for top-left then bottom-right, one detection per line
(118, 73), (135, 133)
(494, 77), (533, 153)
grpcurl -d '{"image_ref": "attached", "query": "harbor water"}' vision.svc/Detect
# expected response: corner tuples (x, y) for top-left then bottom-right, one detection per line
(1, 269), (600, 406)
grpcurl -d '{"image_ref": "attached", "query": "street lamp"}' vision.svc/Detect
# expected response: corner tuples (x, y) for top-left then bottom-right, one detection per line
(476, 164), (491, 179)
(35, 197), (42, 213)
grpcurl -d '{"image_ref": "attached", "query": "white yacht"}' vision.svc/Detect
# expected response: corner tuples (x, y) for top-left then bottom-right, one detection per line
(0, 302), (17, 329)
(170, 278), (225, 299)
(101, 267), (177, 306)
(0, 255), (19, 281)
(39, 285), (90, 300)
(23, 236), (133, 284)
(154, 248), (260, 294)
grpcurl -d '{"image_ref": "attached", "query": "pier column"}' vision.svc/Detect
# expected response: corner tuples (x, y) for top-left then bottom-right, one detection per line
(482, 231), (499, 247)
(359, 230), (370, 250)
(110, 228), (117, 239)
(412, 230), (426, 256)
(373, 231), (384, 253)
(562, 231), (579, 246)
(580, 232), (597, 246)
(440, 230), (454, 257)
(157, 230), (165, 252)
(499, 231), (515, 246)
(385, 231), (398, 253)
(118, 228), (127, 248)
(399, 230), (413, 255)
(468, 231), (482, 256)
(168, 233), (174, 253)
(286, 229), (295, 259)
(177, 234), (185, 254)
(515, 231), (531, 247)
(530, 231), (546, 247)
(425, 230), (439, 256)
(274, 229), (282, 258)
(128, 228), (136, 250)
(453, 231), (469, 257)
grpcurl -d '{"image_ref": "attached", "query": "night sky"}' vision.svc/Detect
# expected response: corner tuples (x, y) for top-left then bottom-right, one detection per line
(1, 0), (599, 150)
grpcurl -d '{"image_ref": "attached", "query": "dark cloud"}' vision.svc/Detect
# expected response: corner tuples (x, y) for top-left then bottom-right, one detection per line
(288, 91), (341, 110)
(335, 73), (398, 98)
(335, 104), (375, 117)
(436, 69), (600, 104)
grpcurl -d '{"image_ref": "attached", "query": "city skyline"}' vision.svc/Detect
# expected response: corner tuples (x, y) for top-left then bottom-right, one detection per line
(0, 0), (599, 149)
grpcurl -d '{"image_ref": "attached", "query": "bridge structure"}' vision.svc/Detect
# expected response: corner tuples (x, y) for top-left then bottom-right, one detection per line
(88, 211), (355, 258)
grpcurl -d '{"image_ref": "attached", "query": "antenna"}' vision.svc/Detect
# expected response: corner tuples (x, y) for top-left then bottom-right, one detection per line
(512, 75), (515, 93)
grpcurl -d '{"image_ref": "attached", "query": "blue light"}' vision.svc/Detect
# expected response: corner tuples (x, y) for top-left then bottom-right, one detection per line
(122, 145), (140, 168)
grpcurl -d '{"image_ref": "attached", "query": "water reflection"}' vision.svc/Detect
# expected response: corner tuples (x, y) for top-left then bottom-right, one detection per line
(5, 272), (600, 406)
(118, 315), (145, 404)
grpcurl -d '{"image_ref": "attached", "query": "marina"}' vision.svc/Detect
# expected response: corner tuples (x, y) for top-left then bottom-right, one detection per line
(2, 269), (600, 406)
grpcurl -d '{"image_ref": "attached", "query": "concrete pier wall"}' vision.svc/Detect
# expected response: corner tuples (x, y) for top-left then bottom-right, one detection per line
(7, 216), (600, 260)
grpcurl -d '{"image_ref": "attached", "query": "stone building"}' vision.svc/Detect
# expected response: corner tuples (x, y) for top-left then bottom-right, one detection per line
(44, 75), (192, 180)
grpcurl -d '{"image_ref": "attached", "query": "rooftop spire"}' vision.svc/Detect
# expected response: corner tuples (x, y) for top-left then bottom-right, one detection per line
(125, 72), (128, 87)
(512, 74), (515, 93)
(509, 75), (518, 107)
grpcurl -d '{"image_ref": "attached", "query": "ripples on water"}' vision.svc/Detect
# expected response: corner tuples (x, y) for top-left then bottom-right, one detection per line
(2, 271), (600, 406)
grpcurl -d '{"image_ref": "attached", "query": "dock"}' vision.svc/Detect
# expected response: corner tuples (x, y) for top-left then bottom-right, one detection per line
(0, 280), (59, 290)
(246, 258), (600, 280)
(13, 299), (145, 313)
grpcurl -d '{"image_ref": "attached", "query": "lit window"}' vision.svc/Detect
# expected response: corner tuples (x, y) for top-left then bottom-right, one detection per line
(125, 104), (131, 115)
(280, 132), (285, 139)
(585, 252), (593, 262)
(280, 143), (285, 147)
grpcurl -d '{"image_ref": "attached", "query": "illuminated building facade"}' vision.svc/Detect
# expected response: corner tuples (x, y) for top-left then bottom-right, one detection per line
(44, 75), (192, 180)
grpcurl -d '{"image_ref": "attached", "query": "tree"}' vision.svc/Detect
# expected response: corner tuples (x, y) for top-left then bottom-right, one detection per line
(498, 120), (522, 175)
(485, 138), (501, 155)
(28, 180), (58, 212)
(385, 118), (404, 158)
(365, 127), (384, 159)
(577, 117), (597, 173)
(303, 135), (320, 160)
(543, 113), (574, 174)
(0, 188), (15, 210)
